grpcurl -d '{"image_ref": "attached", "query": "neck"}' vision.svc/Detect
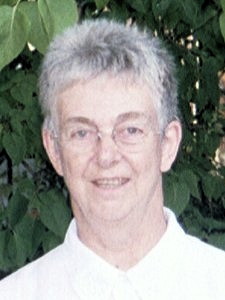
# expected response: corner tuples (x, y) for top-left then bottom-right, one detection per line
(74, 200), (167, 271)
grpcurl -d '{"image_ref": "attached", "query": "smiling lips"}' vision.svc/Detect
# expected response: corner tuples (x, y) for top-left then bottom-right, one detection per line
(92, 177), (130, 189)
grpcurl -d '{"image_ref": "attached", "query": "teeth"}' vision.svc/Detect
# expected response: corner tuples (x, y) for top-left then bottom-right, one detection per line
(93, 177), (128, 188)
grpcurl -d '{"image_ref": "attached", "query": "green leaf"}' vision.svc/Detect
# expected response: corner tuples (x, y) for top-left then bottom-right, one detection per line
(152, 0), (172, 18)
(207, 233), (225, 251)
(0, 5), (30, 70)
(42, 230), (62, 253)
(0, 96), (11, 116)
(0, 184), (11, 201)
(38, 0), (78, 43)
(195, 5), (217, 31)
(196, 57), (220, 114)
(6, 191), (29, 227)
(18, 1), (49, 54)
(223, 197), (225, 210)
(179, 169), (200, 199)
(9, 110), (24, 135)
(7, 233), (17, 267)
(38, 189), (71, 238)
(10, 80), (34, 106)
(164, 176), (190, 216)
(201, 173), (225, 200)
(0, 230), (12, 271)
(181, 0), (199, 27)
(0, 0), (17, 6)
(0, 231), (7, 269)
(95, 0), (110, 10)
(13, 215), (35, 266)
(106, 1), (129, 22)
(201, 58), (220, 105)
(2, 131), (26, 165)
(17, 178), (36, 199)
(126, 0), (149, 13)
(221, 0), (225, 12)
(29, 221), (46, 259)
(219, 12), (225, 42)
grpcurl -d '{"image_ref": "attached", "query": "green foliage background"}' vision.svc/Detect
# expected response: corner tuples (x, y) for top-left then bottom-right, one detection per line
(1, 0), (225, 278)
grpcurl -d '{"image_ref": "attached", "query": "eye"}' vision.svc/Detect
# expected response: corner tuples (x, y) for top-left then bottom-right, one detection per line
(126, 127), (142, 135)
(75, 129), (88, 139)
(71, 129), (93, 140)
(66, 127), (94, 141)
(116, 125), (145, 143)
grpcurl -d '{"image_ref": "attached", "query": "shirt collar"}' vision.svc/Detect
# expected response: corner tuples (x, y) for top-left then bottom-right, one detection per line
(126, 208), (185, 299)
(62, 219), (122, 299)
(62, 208), (185, 299)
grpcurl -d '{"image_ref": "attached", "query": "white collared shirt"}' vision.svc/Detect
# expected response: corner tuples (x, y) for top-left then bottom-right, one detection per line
(0, 208), (225, 300)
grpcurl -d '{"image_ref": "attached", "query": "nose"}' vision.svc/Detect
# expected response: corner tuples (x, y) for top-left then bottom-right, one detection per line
(95, 134), (122, 169)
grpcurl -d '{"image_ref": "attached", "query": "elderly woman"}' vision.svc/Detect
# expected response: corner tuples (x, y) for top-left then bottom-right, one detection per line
(0, 19), (225, 300)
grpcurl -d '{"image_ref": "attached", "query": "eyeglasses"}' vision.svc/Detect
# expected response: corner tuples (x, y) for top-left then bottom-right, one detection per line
(54, 117), (159, 154)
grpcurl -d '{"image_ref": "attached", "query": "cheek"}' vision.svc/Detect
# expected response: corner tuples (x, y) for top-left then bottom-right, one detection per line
(132, 145), (162, 195)
(134, 148), (163, 196)
(138, 158), (161, 183)
(136, 142), (162, 176)
(59, 150), (87, 186)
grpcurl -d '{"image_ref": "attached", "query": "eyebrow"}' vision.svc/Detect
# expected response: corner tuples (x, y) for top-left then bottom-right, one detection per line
(62, 116), (96, 127)
(62, 112), (149, 127)
(116, 112), (149, 123)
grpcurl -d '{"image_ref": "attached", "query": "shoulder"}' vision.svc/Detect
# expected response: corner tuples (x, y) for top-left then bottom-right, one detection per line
(178, 234), (225, 298)
(183, 233), (225, 268)
(0, 238), (74, 300)
(165, 208), (225, 266)
(165, 209), (225, 298)
(0, 220), (79, 299)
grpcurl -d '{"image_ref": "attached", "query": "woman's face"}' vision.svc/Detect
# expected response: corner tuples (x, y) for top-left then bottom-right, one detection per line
(43, 75), (181, 226)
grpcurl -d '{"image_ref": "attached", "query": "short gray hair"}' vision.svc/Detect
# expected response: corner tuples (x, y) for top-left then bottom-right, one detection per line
(39, 19), (179, 130)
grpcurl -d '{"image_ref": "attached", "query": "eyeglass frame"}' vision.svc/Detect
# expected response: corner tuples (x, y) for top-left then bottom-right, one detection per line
(52, 112), (162, 154)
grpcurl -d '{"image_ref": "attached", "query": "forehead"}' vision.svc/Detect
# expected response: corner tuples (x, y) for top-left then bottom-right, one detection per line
(57, 74), (159, 126)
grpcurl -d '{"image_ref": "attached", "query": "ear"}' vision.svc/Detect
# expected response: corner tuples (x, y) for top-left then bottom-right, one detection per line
(42, 129), (64, 176)
(160, 120), (182, 173)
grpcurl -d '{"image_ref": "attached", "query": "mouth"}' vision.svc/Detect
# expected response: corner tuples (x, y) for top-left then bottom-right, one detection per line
(91, 177), (130, 189)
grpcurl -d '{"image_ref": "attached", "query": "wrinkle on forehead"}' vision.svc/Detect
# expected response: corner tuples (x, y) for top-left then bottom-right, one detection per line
(61, 111), (152, 128)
